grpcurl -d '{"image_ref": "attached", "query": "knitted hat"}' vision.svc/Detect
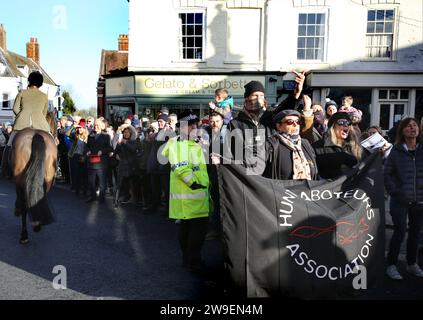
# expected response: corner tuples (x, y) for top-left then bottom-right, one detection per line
(244, 80), (265, 98)
(327, 112), (351, 128)
(273, 109), (301, 124)
(325, 100), (338, 110)
(339, 106), (362, 120)
(157, 113), (169, 122)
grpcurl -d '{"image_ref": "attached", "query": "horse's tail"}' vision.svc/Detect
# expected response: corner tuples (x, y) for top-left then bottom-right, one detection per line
(24, 133), (46, 208)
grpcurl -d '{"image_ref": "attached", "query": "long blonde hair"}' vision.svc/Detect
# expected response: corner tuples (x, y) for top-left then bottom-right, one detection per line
(76, 127), (89, 143)
(327, 126), (362, 161)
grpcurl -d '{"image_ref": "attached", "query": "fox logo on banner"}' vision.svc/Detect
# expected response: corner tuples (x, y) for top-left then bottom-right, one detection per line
(217, 153), (385, 299)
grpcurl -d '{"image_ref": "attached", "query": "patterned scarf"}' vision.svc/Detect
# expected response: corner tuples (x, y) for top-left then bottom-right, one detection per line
(278, 133), (312, 180)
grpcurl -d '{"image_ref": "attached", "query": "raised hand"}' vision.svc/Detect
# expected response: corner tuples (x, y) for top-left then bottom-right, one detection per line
(292, 70), (306, 99)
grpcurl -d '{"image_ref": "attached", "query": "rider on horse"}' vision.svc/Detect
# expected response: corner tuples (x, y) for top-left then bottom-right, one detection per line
(7, 71), (58, 242)
(2, 71), (54, 172)
(8, 71), (52, 145)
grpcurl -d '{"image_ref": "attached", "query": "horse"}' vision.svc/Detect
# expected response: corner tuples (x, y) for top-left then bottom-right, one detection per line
(10, 112), (58, 244)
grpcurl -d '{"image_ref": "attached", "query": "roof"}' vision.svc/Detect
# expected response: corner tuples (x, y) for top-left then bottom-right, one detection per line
(99, 49), (128, 79)
(0, 47), (57, 86)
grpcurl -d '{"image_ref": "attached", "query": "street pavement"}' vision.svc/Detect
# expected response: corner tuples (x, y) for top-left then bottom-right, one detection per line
(0, 178), (422, 300)
(0, 178), (223, 300)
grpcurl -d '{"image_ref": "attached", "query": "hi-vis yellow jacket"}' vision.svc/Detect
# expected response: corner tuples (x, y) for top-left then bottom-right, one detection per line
(162, 136), (209, 220)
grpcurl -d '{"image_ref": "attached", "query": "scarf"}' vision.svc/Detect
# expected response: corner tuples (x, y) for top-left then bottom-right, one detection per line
(278, 133), (312, 180)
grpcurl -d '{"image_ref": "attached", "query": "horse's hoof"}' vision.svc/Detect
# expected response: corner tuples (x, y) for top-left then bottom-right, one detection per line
(32, 221), (42, 232)
(19, 238), (29, 245)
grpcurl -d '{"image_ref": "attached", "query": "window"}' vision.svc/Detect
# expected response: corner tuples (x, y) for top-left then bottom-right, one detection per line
(2, 93), (10, 109)
(379, 89), (408, 100)
(179, 12), (204, 60)
(366, 9), (395, 59)
(297, 13), (326, 61)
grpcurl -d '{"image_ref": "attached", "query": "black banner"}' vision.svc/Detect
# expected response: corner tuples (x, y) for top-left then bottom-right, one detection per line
(217, 153), (385, 299)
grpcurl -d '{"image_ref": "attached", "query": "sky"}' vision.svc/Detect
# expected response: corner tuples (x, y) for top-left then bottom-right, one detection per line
(1, 0), (128, 109)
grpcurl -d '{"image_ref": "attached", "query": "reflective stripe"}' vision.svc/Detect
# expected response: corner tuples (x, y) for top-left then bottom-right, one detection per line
(171, 161), (188, 171)
(182, 174), (194, 184)
(192, 166), (200, 172)
(170, 191), (208, 199)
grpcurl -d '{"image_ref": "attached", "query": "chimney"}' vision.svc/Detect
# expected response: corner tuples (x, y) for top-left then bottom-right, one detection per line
(118, 34), (128, 51)
(26, 37), (40, 65)
(0, 24), (6, 51)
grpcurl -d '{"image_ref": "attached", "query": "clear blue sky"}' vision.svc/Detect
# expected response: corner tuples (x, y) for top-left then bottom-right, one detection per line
(1, 0), (128, 109)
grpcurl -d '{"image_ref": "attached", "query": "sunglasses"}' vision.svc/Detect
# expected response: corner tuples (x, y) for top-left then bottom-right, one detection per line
(336, 119), (351, 126)
(282, 118), (300, 125)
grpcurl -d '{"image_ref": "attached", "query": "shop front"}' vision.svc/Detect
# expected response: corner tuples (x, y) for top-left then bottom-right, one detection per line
(306, 71), (423, 133)
(104, 72), (284, 127)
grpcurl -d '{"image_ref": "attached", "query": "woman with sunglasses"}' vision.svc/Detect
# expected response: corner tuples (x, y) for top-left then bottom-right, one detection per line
(263, 109), (318, 180)
(312, 112), (363, 180)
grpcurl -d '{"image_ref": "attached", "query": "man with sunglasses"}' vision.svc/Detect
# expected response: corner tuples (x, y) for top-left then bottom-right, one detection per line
(263, 109), (318, 180)
(312, 112), (364, 180)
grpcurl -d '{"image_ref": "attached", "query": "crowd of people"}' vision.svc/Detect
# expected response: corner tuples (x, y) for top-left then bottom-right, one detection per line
(1, 70), (422, 283)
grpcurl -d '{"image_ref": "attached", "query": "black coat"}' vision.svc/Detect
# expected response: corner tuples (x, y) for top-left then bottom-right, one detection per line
(147, 130), (170, 174)
(384, 143), (423, 204)
(312, 137), (359, 180)
(115, 139), (138, 178)
(226, 110), (273, 169)
(87, 132), (113, 169)
(263, 134), (318, 180)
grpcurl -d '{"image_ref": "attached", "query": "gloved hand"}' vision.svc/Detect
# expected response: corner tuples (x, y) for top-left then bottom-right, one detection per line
(190, 182), (207, 190)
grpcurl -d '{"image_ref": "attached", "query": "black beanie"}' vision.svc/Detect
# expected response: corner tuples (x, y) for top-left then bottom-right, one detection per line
(244, 81), (265, 98)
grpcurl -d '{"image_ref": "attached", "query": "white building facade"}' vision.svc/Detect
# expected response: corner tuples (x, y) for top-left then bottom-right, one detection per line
(105, 0), (423, 130)
(0, 48), (60, 124)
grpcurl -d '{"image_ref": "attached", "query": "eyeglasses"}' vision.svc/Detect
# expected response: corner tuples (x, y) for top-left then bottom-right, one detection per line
(282, 119), (300, 125)
(336, 119), (351, 126)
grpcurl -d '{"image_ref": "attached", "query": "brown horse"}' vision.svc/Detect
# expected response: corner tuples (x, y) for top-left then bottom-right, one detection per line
(11, 112), (57, 244)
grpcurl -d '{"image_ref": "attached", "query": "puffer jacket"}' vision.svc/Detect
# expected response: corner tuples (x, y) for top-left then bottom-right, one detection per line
(384, 143), (423, 204)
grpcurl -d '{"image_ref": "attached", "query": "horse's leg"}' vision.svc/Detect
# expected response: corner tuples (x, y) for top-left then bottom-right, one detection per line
(20, 211), (29, 245)
(15, 184), (29, 244)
